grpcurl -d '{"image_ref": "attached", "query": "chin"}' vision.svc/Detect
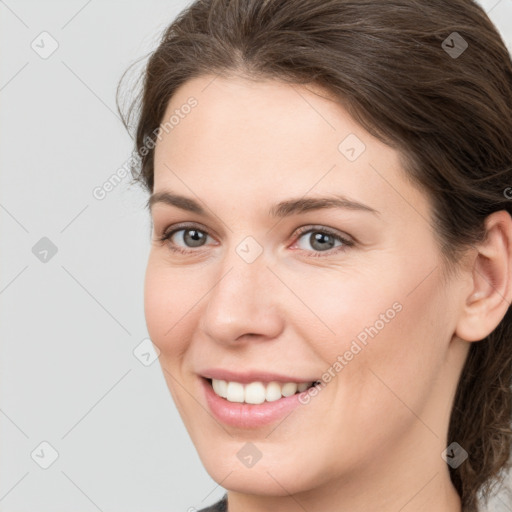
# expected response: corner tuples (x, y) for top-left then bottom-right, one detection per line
(197, 446), (324, 497)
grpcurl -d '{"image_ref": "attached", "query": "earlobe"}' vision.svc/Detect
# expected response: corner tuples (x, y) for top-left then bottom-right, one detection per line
(455, 210), (512, 343)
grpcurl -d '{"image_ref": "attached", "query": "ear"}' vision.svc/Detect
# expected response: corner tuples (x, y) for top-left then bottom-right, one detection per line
(455, 210), (512, 342)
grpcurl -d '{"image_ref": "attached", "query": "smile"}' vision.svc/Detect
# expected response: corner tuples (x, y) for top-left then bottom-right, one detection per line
(201, 376), (322, 428)
(210, 378), (318, 404)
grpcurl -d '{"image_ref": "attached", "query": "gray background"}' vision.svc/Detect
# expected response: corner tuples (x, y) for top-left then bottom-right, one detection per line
(1, 1), (511, 511)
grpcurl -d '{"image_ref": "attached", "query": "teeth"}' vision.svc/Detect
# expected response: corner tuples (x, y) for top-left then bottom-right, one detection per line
(265, 382), (283, 402)
(212, 378), (228, 398)
(245, 382), (266, 404)
(297, 382), (310, 392)
(210, 378), (314, 404)
(226, 381), (245, 403)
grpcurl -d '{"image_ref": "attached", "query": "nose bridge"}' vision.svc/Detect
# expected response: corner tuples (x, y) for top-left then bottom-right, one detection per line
(214, 233), (270, 300)
(200, 237), (283, 343)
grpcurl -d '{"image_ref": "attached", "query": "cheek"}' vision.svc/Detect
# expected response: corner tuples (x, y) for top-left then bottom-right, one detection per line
(143, 257), (190, 357)
(336, 271), (451, 423)
(286, 265), (403, 358)
(301, 255), (451, 411)
(144, 261), (165, 345)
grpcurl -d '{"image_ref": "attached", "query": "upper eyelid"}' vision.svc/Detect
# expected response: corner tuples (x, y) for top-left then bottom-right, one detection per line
(161, 222), (215, 239)
(161, 222), (344, 236)
(160, 223), (353, 246)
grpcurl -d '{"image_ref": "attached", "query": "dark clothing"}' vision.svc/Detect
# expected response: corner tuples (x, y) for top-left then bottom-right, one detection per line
(195, 492), (484, 511)
(197, 493), (228, 512)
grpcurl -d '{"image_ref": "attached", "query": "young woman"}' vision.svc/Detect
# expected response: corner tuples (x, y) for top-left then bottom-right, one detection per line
(117, 1), (512, 510)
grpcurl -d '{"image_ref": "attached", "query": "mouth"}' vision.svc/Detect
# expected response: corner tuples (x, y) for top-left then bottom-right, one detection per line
(200, 376), (322, 428)
(205, 377), (320, 404)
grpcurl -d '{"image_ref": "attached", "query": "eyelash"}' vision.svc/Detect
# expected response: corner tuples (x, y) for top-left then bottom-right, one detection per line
(157, 222), (354, 258)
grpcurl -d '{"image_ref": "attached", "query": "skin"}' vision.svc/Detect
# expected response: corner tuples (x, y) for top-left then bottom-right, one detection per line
(144, 73), (512, 512)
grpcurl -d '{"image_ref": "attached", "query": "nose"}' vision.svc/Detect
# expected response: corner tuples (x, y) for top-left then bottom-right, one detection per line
(198, 245), (284, 345)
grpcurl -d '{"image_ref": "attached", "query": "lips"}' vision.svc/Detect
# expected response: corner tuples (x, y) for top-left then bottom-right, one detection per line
(200, 368), (319, 384)
(200, 376), (316, 428)
(197, 368), (322, 427)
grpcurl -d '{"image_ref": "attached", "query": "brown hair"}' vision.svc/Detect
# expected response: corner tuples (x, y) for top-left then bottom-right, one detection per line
(117, 0), (512, 510)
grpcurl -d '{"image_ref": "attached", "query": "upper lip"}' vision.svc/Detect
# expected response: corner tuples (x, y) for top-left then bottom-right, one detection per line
(200, 368), (318, 384)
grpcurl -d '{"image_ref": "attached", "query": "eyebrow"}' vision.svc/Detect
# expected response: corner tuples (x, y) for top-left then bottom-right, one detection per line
(147, 190), (380, 218)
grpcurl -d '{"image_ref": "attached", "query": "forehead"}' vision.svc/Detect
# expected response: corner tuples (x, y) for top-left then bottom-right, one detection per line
(152, 74), (429, 227)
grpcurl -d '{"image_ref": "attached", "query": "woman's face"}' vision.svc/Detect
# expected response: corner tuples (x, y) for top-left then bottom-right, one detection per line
(145, 74), (470, 501)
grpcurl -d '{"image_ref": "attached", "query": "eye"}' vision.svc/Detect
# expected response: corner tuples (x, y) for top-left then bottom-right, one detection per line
(156, 223), (354, 257)
(291, 225), (354, 257)
(157, 223), (213, 255)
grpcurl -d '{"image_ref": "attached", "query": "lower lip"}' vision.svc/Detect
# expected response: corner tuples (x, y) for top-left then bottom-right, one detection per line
(201, 377), (310, 429)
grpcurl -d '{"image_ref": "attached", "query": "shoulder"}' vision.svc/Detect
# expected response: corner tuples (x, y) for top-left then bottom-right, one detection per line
(196, 493), (228, 512)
